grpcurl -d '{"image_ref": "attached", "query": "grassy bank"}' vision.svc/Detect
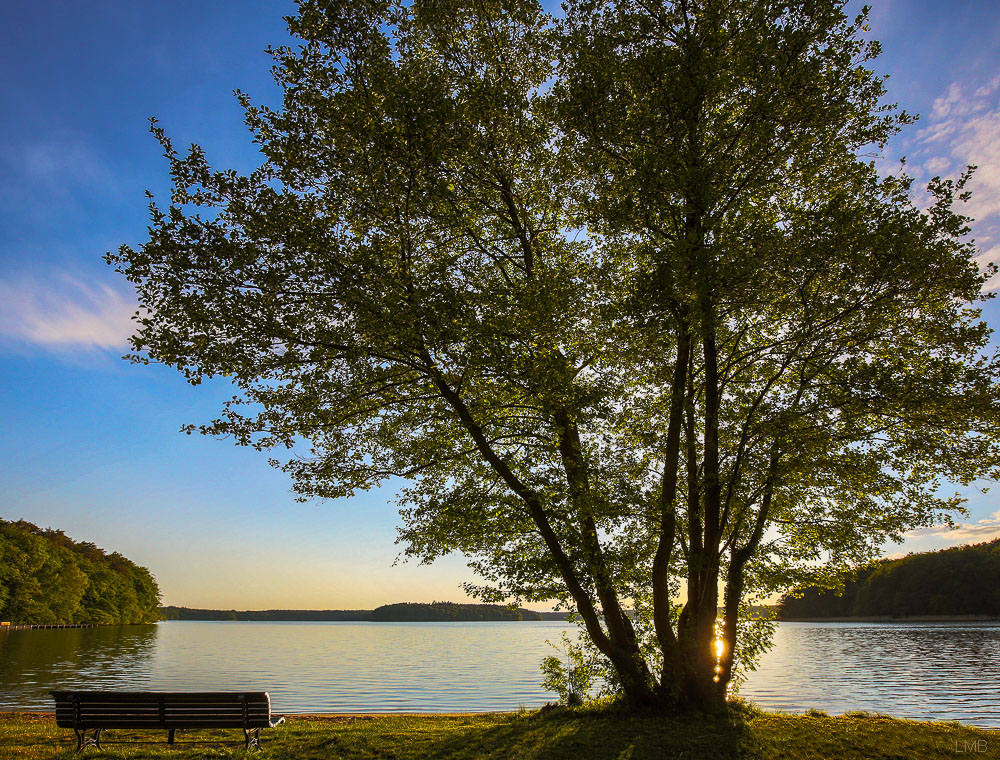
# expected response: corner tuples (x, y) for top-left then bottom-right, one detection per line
(1, 704), (997, 759)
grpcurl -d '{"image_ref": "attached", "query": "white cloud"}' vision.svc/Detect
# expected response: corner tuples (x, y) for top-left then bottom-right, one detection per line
(975, 75), (1000, 100)
(923, 156), (952, 175)
(977, 243), (1000, 291)
(903, 509), (1000, 544)
(917, 120), (958, 145)
(930, 82), (965, 120)
(0, 273), (137, 351)
(951, 119), (1000, 221)
(901, 75), (1000, 290)
(914, 77), (1000, 221)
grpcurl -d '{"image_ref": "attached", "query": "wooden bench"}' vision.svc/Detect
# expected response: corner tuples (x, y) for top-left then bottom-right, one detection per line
(51, 690), (284, 751)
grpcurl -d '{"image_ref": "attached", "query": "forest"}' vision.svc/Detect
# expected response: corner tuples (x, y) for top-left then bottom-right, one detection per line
(370, 602), (543, 621)
(160, 606), (371, 621)
(778, 539), (1000, 619)
(0, 519), (161, 625)
(160, 603), (565, 622)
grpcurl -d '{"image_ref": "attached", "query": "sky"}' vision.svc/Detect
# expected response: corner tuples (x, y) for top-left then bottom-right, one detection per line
(1, 1), (999, 610)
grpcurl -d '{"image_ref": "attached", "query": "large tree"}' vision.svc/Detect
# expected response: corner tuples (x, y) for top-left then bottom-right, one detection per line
(111, 0), (1000, 712)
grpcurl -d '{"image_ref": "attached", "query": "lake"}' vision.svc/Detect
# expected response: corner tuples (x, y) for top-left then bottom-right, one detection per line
(2, 620), (998, 726)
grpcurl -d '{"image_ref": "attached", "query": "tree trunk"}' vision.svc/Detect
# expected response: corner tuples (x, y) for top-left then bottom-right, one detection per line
(717, 449), (781, 695)
(668, 290), (728, 714)
(651, 323), (691, 703)
(675, 552), (726, 713)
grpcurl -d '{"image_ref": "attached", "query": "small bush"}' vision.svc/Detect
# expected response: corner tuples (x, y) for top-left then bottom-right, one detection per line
(540, 633), (598, 706)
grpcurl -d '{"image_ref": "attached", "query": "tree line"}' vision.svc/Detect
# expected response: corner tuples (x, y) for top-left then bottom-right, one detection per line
(0, 519), (161, 625)
(779, 539), (1000, 619)
(370, 602), (544, 621)
(160, 606), (371, 621)
(160, 602), (566, 621)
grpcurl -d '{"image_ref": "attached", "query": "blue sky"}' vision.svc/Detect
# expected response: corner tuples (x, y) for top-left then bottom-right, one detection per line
(1, 1), (999, 609)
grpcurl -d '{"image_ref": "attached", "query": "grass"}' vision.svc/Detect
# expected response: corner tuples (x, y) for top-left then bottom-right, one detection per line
(1, 703), (998, 759)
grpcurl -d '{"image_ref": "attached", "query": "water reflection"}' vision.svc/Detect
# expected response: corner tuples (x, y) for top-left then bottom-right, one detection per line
(740, 622), (1000, 726)
(0, 625), (157, 706)
(0, 621), (572, 713)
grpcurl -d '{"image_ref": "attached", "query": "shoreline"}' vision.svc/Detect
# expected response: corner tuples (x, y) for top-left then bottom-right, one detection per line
(6, 708), (1000, 725)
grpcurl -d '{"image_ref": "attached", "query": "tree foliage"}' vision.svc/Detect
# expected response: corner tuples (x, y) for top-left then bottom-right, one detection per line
(0, 519), (161, 625)
(110, 0), (1000, 712)
(540, 632), (600, 706)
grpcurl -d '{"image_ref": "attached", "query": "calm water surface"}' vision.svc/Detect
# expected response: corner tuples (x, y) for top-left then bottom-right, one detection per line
(0, 621), (568, 714)
(740, 621), (1000, 727)
(2, 620), (999, 726)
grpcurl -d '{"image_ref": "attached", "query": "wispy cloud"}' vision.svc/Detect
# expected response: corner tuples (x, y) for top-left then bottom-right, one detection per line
(902, 75), (1000, 289)
(903, 509), (1000, 544)
(0, 134), (118, 203)
(918, 75), (1000, 220)
(0, 273), (137, 351)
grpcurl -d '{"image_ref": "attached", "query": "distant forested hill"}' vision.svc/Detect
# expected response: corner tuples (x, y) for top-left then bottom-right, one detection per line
(0, 519), (161, 624)
(160, 603), (562, 621)
(779, 539), (1000, 619)
(370, 602), (542, 621)
(160, 607), (370, 621)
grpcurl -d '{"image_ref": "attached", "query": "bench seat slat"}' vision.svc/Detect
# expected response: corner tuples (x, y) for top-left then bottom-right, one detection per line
(70, 708), (266, 714)
(69, 712), (272, 719)
(68, 708), (274, 714)
(65, 719), (273, 726)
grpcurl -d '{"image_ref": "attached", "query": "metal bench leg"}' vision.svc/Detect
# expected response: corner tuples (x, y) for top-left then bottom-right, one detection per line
(244, 727), (261, 751)
(74, 728), (102, 752)
(168, 728), (176, 744)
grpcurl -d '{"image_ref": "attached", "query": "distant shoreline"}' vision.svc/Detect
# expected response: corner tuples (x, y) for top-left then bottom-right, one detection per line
(161, 618), (569, 623)
(160, 603), (571, 623)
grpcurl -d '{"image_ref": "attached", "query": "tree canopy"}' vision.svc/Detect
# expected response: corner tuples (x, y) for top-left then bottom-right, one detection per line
(110, 0), (1000, 712)
(0, 519), (161, 625)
